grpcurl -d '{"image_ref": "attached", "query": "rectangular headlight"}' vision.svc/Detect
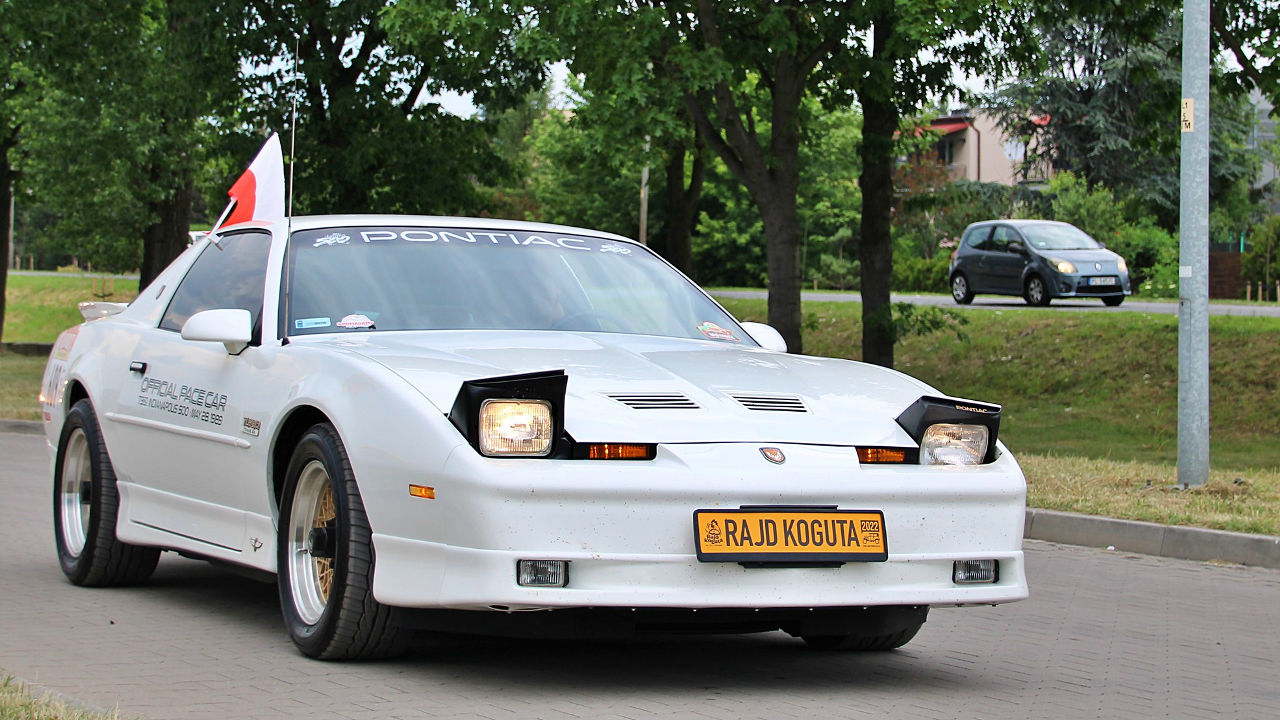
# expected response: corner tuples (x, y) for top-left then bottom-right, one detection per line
(921, 423), (989, 466)
(479, 399), (553, 456)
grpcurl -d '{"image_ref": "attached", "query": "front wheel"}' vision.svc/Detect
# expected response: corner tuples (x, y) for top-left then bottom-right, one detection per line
(1102, 296), (1124, 307)
(278, 423), (410, 660)
(53, 399), (160, 586)
(1024, 275), (1051, 306)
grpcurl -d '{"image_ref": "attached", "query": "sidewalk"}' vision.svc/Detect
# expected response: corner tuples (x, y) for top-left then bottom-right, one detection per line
(5, 420), (1279, 570)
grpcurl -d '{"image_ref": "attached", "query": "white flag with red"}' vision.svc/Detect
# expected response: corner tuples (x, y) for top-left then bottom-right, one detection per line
(212, 133), (286, 231)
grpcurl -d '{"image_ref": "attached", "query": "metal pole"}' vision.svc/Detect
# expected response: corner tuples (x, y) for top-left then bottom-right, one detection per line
(7, 188), (14, 270)
(1178, 0), (1210, 487)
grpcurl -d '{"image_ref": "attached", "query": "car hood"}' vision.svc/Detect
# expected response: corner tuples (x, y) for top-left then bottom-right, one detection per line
(310, 330), (938, 446)
(1036, 247), (1122, 265)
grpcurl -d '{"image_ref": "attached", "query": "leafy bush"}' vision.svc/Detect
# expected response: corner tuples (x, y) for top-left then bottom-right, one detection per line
(892, 253), (950, 292)
(811, 253), (860, 290)
(1109, 221), (1176, 289)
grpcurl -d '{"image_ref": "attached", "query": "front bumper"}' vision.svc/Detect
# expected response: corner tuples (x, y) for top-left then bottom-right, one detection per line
(369, 442), (1029, 611)
(1051, 272), (1132, 298)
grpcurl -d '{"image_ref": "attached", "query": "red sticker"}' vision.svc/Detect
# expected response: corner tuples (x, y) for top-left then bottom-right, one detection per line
(336, 314), (375, 329)
(697, 322), (740, 342)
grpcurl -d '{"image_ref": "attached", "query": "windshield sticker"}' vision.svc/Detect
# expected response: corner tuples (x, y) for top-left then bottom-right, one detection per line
(698, 322), (740, 342)
(346, 229), (614, 252)
(336, 314), (375, 329)
(295, 317), (331, 330)
(313, 232), (351, 247)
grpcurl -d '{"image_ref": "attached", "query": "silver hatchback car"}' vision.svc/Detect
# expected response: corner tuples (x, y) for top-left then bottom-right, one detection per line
(948, 220), (1131, 306)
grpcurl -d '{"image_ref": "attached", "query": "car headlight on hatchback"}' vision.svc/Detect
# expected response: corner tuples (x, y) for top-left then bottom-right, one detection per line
(1117, 258), (1128, 272)
(920, 423), (989, 466)
(1052, 259), (1077, 274)
(479, 399), (554, 456)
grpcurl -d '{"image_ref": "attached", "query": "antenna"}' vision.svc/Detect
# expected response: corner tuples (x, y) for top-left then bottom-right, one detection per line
(287, 35), (299, 222)
(282, 35), (301, 346)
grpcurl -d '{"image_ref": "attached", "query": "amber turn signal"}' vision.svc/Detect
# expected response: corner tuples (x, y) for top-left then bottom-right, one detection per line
(408, 484), (436, 499)
(585, 443), (656, 460)
(857, 447), (909, 464)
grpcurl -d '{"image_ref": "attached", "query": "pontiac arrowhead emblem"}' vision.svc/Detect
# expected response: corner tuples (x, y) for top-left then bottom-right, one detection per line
(760, 447), (786, 464)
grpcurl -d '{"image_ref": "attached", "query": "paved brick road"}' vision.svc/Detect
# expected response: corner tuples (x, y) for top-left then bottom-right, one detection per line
(3, 432), (1279, 719)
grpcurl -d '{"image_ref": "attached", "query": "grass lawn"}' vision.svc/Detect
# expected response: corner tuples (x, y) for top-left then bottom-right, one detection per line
(0, 675), (126, 720)
(2, 274), (139, 344)
(717, 296), (1280, 535)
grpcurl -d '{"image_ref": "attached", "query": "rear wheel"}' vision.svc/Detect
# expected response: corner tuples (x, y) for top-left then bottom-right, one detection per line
(1102, 296), (1124, 307)
(278, 423), (411, 659)
(53, 399), (160, 586)
(1024, 275), (1051, 306)
(950, 273), (974, 304)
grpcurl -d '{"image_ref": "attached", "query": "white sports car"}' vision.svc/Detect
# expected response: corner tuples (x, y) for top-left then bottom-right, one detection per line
(41, 215), (1028, 659)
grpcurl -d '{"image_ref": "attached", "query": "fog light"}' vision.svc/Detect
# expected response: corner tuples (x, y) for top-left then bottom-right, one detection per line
(517, 559), (568, 587)
(953, 559), (998, 584)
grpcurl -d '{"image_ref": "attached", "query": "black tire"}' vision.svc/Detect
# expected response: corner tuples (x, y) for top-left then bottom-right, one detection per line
(1102, 296), (1124, 307)
(950, 273), (974, 304)
(1024, 275), (1051, 306)
(801, 623), (924, 652)
(53, 399), (160, 586)
(277, 423), (411, 660)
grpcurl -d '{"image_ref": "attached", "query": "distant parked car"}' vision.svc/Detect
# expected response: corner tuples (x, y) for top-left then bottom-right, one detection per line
(948, 220), (1131, 307)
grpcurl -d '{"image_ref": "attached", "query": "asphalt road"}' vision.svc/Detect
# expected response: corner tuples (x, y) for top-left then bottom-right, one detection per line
(715, 290), (1280, 317)
(4, 431), (1280, 720)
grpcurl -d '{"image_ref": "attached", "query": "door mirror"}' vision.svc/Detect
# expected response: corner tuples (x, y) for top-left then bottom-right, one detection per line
(181, 309), (252, 355)
(740, 322), (788, 352)
(1008, 241), (1026, 254)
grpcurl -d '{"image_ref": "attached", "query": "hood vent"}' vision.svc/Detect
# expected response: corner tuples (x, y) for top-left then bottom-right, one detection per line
(607, 393), (700, 410)
(730, 393), (807, 413)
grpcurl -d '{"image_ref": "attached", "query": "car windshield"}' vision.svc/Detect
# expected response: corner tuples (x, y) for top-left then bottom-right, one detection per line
(1018, 223), (1102, 250)
(285, 226), (753, 344)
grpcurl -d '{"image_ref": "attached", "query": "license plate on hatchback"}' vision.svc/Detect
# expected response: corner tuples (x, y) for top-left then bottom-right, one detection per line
(1088, 276), (1118, 286)
(694, 508), (887, 563)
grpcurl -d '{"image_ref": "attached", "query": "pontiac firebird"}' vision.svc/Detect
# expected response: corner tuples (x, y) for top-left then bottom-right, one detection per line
(41, 215), (1028, 660)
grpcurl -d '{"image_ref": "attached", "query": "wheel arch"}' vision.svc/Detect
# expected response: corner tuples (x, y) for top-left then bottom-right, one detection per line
(270, 405), (334, 512)
(65, 380), (90, 414)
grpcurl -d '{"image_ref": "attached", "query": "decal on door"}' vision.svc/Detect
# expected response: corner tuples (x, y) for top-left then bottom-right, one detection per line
(137, 377), (229, 427)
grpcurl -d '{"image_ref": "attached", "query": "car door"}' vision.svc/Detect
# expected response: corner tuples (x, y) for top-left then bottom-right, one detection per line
(959, 225), (994, 292)
(986, 225), (1029, 294)
(106, 230), (272, 554)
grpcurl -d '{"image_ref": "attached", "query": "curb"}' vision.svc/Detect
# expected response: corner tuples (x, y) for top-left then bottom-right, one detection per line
(0, 342), (54, 356)
(0, 420), (42, 435)
(1025, 508), (1280, 570)
(1, 423), (1277, 570)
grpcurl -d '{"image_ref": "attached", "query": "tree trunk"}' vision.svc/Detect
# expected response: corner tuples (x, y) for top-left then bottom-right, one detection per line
(756, 187), (804, 353)
(140, 179), (194, 290)
(858, 14), (899, 369)
(0, 158), (12, 343)
(659, 131), (705, 276)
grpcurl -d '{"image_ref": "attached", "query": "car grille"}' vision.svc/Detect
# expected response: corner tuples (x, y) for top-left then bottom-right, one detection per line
(728, 393), (808, 413)
(606, 393), (700, 410)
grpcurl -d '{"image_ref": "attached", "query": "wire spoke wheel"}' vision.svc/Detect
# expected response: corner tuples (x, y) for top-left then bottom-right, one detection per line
(287, 460), (336, 625)
(58, 427), (92, 558)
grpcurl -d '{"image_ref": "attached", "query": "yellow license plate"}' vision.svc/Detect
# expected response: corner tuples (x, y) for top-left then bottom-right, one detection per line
(693, 508), (887, 563)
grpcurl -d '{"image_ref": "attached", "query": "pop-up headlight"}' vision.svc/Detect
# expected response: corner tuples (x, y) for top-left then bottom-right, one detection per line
(896, 396), (1002, 465)
(448, 370), (569, 458)
(479, 399), (553, 456)
(920, 423), (989, 466)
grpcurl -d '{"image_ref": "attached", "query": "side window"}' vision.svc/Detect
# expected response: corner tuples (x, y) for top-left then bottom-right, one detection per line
(159, 231), (272, 335)
(964, 226), (992, 250)
(990, 226), (1019, 253)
